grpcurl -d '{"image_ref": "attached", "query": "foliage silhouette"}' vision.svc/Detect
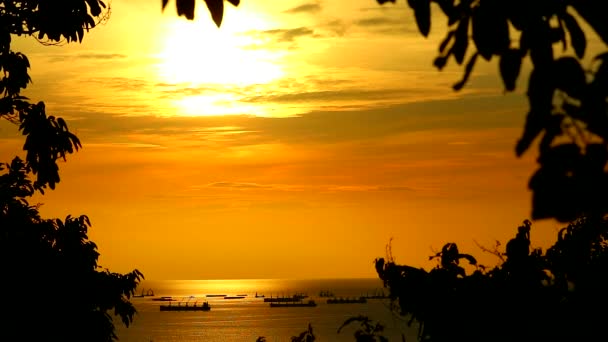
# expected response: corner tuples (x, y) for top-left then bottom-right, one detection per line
(1, 0), (111, 191)
(162, 0), (240, 26)
(372, 0), (608, 222)
(337, 315), (391, 342)
(376, 217), (608, 342)
(0, 158), (143, 341)
(256, 323), (315, 342)
(1, 1), (143, 340)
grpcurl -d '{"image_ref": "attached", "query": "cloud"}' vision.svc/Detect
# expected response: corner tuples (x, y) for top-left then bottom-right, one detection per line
(328, 185), (415, 192)
(284, 2), (322, 14)
(50, 92), (524, 152)
(47, 52), (128, 63)
(205, 182), (274, 189)
(76, 53), (128, 60)
(324, 19), (348, 36)
(249, 27), (316, 43)
(354, 16), (418, 34)
(240, 88), (423, 103)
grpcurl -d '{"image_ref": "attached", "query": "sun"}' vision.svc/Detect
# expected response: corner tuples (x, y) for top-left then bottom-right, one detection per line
(156, 18), (284, 87)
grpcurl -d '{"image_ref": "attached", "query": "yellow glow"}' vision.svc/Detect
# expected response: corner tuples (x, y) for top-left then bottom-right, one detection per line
(174, 93), (265, 116)
(156, 20), (284, 87)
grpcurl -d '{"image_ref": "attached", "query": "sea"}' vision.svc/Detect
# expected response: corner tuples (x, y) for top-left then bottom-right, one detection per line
(115, 278), (419, 342)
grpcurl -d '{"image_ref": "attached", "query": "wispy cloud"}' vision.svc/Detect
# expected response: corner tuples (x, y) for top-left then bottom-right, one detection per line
(240, 88), (423, 103)
(205, 182), (275, 189)
(354, 16), (417, 34)
(328, 185), (415, 192)
(47, 52), (128, 63)
(248, 27), (316, 43)
(284, 2), (322, 14)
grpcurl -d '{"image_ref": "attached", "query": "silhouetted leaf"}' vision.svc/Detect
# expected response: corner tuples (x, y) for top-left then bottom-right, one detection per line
(407, 0), (431, 37)
(453, 52), (478, 91)
(162, 0), (170, 10)
(176, 0), (195, 20)
(499, 48), (522, 92)
(549, 27), (566, 49)
(458, 254), (477, 265)
(204, 0), (224, 27)
(554, 57), (586, 98)
(439, 30), (455, 54)
(226, 0), (239, 5)
(472, 1), (509, 61)
(435, 0), (455, 18)
(337, 315), (369, 333)
(516, 111), (547, 157)
(434, 55), (448, 70)
(452, 16), (469, 65)
(561, 12), (586, 58)
(571, 1), (608, 46)
(529, 22), (554, 67)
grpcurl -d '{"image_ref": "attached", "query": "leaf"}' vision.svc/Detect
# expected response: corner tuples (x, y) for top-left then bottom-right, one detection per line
(553, 57), (586, 98)
(439, 30), (455, 54)
(562, 12), (586, 59)
(408, 0), (431, 37)
(570, 1), (608, 46)
(453, 52), (478, 91)
(472, 1), (509, 61)
(226, 0), (240, 5)
(458, 254), (477, 265)
(435, 0), (454, 18)
(434, 55), (448, 70)
(204, 0), (225, 27)
(162, 0), (169, 11)
(516, 110), (548, 157)
(337, 315), (369, 333)
(452, 16), (470, 65)
(499, 48), (523, 92)
(175, 0), (195, 20)
(529, 22), (554, 67)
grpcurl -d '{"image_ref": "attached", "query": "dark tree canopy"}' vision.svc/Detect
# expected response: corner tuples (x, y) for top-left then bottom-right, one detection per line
(0, 158), (143, 341)
(372, 0), (608, 222)
(1, 0), (111, 192)
(376, 217), (608, 342)
(1, 1), (142, 340)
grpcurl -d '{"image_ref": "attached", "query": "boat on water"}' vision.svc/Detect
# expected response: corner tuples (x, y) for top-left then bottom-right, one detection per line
(133, 288), (155, 298)
(206, 294), (227, 298)
(318, 290), (334, 297)
(270, 300), (317, 308)
(152, 296), (175, 302)
(255, 292), (265, 298)
(264, 295), (307, 302)
(327, 297), (367, 304)
(160, 302), (210, 311)
(364, 289), (388, 299)
(224, 296), (246, 299)
(293, 292), (308, 299)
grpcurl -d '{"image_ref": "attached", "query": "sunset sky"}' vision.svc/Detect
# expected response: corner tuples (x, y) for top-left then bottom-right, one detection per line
(3, 0), (593, 280)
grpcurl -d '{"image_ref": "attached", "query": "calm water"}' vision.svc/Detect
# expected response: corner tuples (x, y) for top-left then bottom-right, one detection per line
(115, 278), (418, 341)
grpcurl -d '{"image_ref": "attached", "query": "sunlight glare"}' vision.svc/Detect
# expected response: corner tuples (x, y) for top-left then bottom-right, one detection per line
(157, 20), (284, 87)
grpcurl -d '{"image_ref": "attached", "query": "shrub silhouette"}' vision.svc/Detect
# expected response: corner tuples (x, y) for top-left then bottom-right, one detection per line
(1, 1), (143, 340)
(376, 217), (608, 341)
(0, 158), (143, 341)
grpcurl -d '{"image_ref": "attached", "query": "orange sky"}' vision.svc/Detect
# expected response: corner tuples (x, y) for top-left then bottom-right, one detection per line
(3, 0), (592, 280)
